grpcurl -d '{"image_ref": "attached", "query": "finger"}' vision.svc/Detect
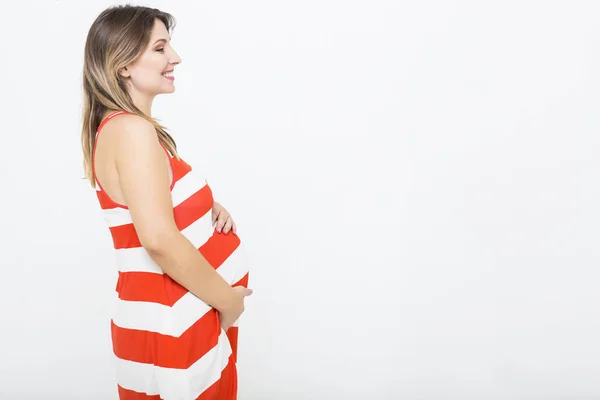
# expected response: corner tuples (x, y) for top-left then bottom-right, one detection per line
(219, 214), (232, 233)
(212, 206), (220, 225)
(223, 217), (233, 234)
(216, 215), (228, 232)
(232, 222), (237, 235)
(234, 286), (253, 296)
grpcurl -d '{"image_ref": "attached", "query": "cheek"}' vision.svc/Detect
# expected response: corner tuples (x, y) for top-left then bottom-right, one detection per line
(130, 56), (164, 80)
(130, 67), (162, 86)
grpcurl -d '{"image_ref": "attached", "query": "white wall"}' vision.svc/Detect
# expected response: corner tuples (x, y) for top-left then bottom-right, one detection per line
(1, 0), (599, 398)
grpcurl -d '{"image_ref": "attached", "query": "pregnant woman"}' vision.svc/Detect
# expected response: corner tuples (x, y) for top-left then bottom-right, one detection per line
(80, 5), (252, 399)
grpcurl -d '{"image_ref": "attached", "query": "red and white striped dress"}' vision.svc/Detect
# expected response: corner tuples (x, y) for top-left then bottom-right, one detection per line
(92, 111), (250, 399)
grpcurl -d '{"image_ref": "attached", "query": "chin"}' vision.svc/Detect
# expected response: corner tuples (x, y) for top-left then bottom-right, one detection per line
(158, 86), (176, 95)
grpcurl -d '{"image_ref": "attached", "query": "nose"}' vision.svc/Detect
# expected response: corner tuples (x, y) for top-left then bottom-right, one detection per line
(170, 50), (182, 66)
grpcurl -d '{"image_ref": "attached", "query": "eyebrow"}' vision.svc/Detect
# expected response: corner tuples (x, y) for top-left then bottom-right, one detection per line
(152, 38), (170, 45)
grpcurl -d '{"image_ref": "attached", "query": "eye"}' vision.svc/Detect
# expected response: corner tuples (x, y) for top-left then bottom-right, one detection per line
(156, 48), (165, 53)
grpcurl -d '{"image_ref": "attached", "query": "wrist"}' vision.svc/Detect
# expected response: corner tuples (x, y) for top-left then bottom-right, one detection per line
(213, 285), (236, 312)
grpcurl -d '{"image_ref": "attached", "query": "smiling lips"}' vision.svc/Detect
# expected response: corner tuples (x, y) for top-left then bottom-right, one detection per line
(162, 70), (174, 81)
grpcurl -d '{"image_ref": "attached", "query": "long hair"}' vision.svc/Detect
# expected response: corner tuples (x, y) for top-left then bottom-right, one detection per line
(81, 4), (179, 187)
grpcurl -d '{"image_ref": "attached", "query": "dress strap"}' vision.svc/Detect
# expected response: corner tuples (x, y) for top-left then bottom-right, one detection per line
(96, 111), (129, 136)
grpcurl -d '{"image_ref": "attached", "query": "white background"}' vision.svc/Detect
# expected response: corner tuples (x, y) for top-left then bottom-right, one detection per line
(1, 0), (599, 399)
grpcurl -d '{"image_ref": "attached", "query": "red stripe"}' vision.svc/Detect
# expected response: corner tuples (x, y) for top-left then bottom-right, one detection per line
(117, 385), (161, 400)
(117, 232), (242, 304)
(233, 272), (249, 289)
(97, 190), (122, 210)
(172, 157), (192, 183)
(116, 271), (187, 305)
(117, 357), (238, 400)
(112, 308), (221, 368)
(115, 354), (237, 400)
(196, 353), (237, 400)
(173, 184), (213, 231)
(200, 231), (241, 268)
(226, 326), (239, 363)
(110, 224), (142, 249)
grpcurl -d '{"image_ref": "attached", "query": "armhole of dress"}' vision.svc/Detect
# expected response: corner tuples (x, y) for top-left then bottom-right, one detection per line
(94, 111), (176, 192)
(159, 142), (177, 190)
(92, 111), (130, 208)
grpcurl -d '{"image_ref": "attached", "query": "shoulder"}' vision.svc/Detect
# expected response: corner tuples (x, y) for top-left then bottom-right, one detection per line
(101, 112), (159, 146)
(102, 112), (154, 134)
(96, 113), (165, 167)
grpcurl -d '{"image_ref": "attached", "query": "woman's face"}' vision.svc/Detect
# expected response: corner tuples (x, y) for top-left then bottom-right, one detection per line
(120, 18), (182, 97)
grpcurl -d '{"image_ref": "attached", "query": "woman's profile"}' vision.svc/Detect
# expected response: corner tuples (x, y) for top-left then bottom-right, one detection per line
(80, 5), (252, 399)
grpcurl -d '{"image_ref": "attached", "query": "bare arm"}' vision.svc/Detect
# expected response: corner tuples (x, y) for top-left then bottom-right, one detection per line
(114, 116), (237, 312)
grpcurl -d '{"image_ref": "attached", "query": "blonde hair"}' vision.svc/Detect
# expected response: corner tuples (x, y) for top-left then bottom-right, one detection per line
(81, 5), (179, 187)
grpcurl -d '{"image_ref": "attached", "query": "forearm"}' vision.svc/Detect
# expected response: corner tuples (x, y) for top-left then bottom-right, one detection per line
(145, 231), (236, 312)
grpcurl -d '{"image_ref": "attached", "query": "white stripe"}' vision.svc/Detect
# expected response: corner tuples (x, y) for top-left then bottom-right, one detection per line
(214, 244), (250, 328)
(112, 254), (238, 336)
(100, 169), (208, 228)
(102, 207), (133, 227)
(181, 211), (213, 249)
(171, 169), (208, 207)
(228, 243), (250, 285)
(113, 213), (213, 274)
(114, 229), (245, 277)
(113, 291), (211, 337)
(215, 243), (250, 286)
(116, 329), (232, 399)
(115, 247), (164, 274)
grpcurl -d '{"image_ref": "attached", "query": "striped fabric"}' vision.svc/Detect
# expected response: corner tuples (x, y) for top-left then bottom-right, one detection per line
(92, 111), (250, 399)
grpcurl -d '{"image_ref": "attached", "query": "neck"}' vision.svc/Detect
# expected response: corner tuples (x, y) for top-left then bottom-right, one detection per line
(128, 89), (155, 116)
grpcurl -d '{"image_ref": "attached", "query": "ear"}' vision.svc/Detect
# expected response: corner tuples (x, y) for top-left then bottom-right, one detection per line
(119, 66), (130, 78)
